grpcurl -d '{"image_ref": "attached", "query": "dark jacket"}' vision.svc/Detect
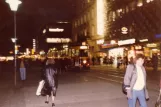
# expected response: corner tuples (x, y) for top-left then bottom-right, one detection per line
(42, 64), (57, 87)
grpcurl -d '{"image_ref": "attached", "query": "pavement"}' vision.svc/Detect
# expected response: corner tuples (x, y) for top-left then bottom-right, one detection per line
(0, 64), (160, 107)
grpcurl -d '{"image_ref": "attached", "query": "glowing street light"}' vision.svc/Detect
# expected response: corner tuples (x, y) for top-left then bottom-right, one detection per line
(6, 0), (22, 11)
(6, 0), (22, 86)
(11, 38), (17, 43)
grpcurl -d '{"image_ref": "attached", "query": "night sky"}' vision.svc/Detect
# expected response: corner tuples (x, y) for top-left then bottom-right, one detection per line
(0, 0), (76, 55)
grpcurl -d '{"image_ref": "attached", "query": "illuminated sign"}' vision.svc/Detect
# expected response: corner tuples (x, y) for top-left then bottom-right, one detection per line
(146, 43), (157, 48)
(46, 38), (71, 43)
(80, 46), (88, 49)
(121, 27), (128, 34)
(49, 28), (64, 32)
(118, 39), (136, 46)
(139, 39), (148, 42)
(135, 46), (142, 50)
(155, 34), (161, 38)
(96, 39), (104, 45)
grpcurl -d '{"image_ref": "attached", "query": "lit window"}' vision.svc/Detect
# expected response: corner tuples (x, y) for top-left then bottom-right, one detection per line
(112, 11), (116, 21)
(137, 0), (143, 7)
(146, 0), (153, 3)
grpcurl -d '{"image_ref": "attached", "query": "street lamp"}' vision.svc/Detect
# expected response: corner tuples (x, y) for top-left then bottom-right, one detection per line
(6, 0), (22, 86)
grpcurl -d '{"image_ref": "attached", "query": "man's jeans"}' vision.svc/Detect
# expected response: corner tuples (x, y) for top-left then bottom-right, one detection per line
(20, 68), (26, 80)
(128, 89), (147, 107)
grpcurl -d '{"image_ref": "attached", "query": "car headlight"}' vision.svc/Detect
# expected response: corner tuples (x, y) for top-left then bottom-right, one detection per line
(83, 60), (87, 64)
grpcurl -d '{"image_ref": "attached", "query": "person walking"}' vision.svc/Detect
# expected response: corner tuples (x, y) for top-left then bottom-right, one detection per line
(20, 58), (26, 81)
(42, 58), (58, 107)
(124, 54), (149, 107)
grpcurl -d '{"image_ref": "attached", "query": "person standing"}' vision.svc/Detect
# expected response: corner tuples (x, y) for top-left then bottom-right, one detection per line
(124, 54), (149, 107)
(152, 53), (158, 72)
(20, 58), (26, 81)
(92, 56), (95, 66)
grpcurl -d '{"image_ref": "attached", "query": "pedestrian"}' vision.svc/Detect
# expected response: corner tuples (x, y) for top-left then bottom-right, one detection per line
(42, 58), (58, 107)
(123, 54), (149, 107)
(117, 57), (121, 69)
(92, 56), (95, 66)
(152, 53), (158, 72)
(20, 58), (26, 81)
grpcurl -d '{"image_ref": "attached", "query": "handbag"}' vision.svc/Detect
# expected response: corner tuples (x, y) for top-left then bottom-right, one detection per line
(122, 84), (130, 95)
(36, 80), (45, 96)
(155, 91), (161, 107)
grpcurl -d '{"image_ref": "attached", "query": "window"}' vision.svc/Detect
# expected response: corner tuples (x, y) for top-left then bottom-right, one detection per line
(137, 0), (143, 7)
(81, 17), (83, 24)
(146, 0), (153, 3)
(74, 21), (77, 27)
(88, 12), (90, 20)
(112, 11), (116, 21)
(84, 14), (87, 23)
(130, 1), (136, 11)
(91, 8), (94, 18)
(126, 6), (129, 13)
(78, 20), (80, 26)
(91, 26), (95, 36)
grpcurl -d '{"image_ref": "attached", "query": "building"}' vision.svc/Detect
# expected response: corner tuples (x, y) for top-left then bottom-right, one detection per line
(38, 22), (72, 57)
(72, 0), (108, 58)
(72, 0), (161, 65)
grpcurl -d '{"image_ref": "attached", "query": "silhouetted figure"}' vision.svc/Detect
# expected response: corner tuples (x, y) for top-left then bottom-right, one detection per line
(152, 53), (158, 72)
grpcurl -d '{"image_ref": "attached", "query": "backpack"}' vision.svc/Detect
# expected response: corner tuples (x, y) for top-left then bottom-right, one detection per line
(122, 64), (135, 95)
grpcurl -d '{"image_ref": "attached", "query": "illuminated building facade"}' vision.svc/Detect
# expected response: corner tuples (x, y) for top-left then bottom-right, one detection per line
(72, 0), (109, 57)
(72, 0), (161, 61)
(105, 0), (161, 61)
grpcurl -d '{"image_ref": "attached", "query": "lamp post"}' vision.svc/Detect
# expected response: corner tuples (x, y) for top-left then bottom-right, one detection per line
(6, 0), (22, 86)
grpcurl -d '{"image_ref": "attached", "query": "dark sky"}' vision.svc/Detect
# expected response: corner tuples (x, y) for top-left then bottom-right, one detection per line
(0, 0), (76, 55)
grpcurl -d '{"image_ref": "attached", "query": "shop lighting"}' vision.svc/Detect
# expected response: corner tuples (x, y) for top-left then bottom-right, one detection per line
(118, 39), (136, 46)
(146, 43), (157, 48)
(110, 40), (117, 44)
(97, 39), (104, 45)
(80, 46), (88, 49)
